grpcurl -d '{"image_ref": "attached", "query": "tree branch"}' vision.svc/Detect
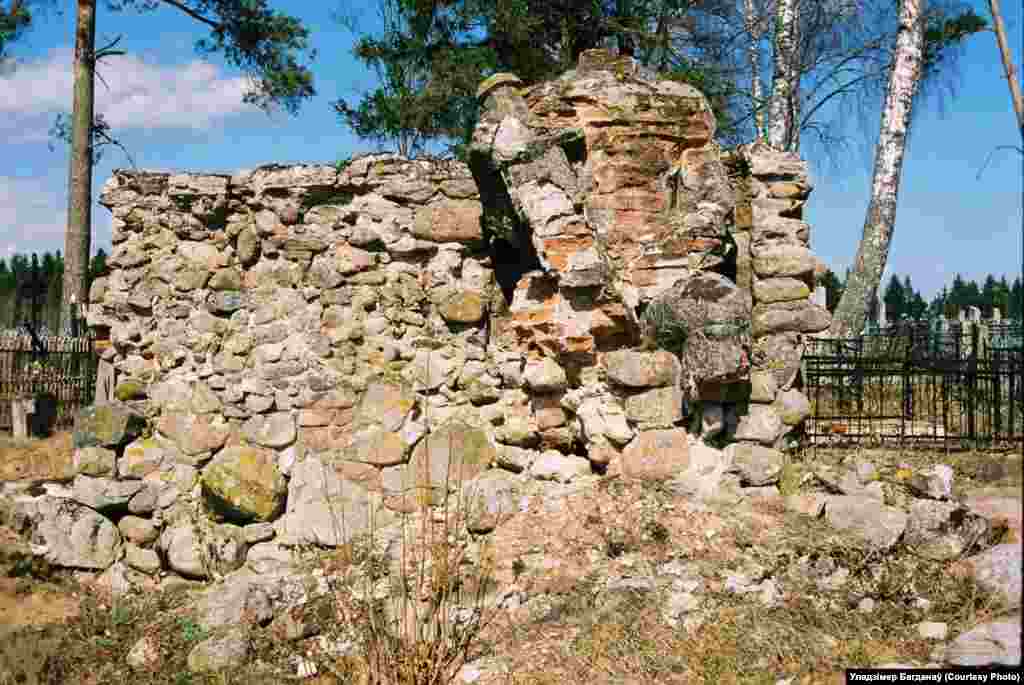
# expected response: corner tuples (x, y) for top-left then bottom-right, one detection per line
(158, 0), (220, 30)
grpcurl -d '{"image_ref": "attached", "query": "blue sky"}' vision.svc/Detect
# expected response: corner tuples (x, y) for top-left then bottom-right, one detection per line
(0, 0), (1020, 301)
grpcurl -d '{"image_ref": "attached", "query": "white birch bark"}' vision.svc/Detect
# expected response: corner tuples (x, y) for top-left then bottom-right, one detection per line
(745, 0), (765, 136)
(767, 0), (798, 149)
(829, 0), (925, 337)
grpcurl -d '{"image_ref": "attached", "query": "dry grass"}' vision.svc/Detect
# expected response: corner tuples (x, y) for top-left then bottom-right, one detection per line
(0, 431), (75, 483)
(0, 442), (1017, 684)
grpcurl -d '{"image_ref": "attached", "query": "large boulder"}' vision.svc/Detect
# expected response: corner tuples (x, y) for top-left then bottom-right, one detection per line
(823, 495), (908, 551)
(642, 273), (752, 392)
(201, 445), (287, 523)
(25, 496), (122, 569)
(278, 457), (390, 547)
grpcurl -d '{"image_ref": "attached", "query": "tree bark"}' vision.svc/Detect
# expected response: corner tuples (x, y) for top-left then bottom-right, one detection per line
(828, 0), (924, 338)
(745, 0), (765, 136)
(62, 0), (96, 335)
(767, 0), (799, 149)
(987, 0), (1024, 143)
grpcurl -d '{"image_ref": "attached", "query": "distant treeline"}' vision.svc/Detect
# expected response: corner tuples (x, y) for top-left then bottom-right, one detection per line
(820, 269), (1024, 322)
(0, 250), (108, 334)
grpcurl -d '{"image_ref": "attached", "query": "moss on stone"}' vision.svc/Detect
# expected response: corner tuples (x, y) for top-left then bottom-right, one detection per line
(114, 379), (147, 401)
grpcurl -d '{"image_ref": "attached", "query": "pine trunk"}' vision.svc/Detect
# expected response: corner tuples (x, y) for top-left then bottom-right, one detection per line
(62, 0), (96, 336)
(767, 0), (798, 149)
(987, 0), (1024, 142)
(828, 0), (924, 338)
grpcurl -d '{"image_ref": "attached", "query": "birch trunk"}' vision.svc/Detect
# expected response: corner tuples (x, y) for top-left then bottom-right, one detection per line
(767, 0), (798, 149)
(828, 0), (925, 338)
(62, 0), (96, 335)
(745, 0), (765, 136)
(987, 0), (1024, 143)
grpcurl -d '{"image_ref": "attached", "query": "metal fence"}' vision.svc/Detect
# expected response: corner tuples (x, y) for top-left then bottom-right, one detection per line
(803, 321), (1024, 450)
(0, 332), (98, 432)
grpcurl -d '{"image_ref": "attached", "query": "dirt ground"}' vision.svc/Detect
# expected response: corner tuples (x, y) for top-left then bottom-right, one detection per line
(0, 433), (1019, 684)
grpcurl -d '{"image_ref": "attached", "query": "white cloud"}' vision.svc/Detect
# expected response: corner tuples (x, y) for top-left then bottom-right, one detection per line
(0, 47), (257, 142)
(0, 176), (68, 257)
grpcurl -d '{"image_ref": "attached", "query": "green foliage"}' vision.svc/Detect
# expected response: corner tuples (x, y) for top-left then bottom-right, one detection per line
(338, 0), (742, 156)
(0, 1), (32, 59)
(921, 8), (988, 78)
(640, 300), (689, 357)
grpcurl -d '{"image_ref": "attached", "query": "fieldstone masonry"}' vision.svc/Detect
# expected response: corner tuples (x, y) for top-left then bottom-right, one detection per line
(4, 50), (1018, 673)
(22, 49), (834, 578)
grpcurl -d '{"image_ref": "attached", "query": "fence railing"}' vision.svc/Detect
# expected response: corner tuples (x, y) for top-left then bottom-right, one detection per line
(0, 333), (98, 433)
(803, 321), (1024, 450)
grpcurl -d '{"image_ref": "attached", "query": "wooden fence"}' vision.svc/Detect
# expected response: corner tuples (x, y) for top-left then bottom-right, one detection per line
(0, 333), (98, 433)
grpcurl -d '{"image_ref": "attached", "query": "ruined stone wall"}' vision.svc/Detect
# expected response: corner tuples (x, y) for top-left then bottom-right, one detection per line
(23, 49), (830, 583)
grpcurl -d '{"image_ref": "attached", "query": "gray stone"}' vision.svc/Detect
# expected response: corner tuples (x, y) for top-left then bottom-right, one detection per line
(643, 273), (752, 388)
(28, 496), (122, 569)
(72, 476), (145, 512)
(908, 464), (954, 500)
(160, 521), (208, 579)
(245, 542), (293, 575)
(528, 451), (591, 483)
(733, 404), (784, 445)
(124, 543), (162, 575)
(241, 412), (296, 448)
(73, 447), (117, 477)
(625, 385), (684, 428)
(156, 411), (231, 457)
(940, 615), (1021, 667)
(496, 445), (537, 473)
(962, 544), (1022, 607)
(522, 357), (568, 393)
(752, 301), (831, 336)
(604, 350), (680, 388)
(279, 457), (388, 547)
(119, 437), (167, 479)
(73, 402), (147, 449)
(463, 470), (519, 533)
(725, 443), (784, 486)
(824, 495), (908, 551)
(118, 515), (159, 545)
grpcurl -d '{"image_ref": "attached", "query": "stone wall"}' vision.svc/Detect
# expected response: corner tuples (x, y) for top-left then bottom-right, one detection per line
(14, 49), (831, 582)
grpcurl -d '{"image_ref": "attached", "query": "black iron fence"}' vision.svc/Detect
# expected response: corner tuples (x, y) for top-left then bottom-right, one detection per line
(803, 321), (1024, 450)
(0, 332), (98, 433)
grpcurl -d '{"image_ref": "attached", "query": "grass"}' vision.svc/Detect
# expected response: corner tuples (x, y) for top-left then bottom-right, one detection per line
(0, 425), (1017, 683)
(0, 430), (76, 483)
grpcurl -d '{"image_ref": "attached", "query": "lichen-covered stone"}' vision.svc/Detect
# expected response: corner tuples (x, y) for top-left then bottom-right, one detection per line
(201, 445), (287, 523)
(73, 446), (117, 477)
(120, 437), (167, 479)
(73, 402), (147, 449)
(27, 496), (122, 569)
(604, 350), (680, 388)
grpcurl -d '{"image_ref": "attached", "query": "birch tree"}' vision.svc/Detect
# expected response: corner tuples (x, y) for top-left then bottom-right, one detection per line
(827, 0), (923, 337)
(766, 0), (799, 149)
(744, 0), (765, 137)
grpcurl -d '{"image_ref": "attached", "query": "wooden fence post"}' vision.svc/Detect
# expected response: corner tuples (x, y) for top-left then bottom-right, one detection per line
(11, 397), (35, 440)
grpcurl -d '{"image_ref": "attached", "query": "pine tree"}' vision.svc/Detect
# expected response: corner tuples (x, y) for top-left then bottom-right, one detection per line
(883, 273), (905, 322)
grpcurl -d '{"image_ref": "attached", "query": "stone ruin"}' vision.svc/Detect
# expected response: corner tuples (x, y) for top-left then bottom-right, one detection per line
(11, 50), (834, 581)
